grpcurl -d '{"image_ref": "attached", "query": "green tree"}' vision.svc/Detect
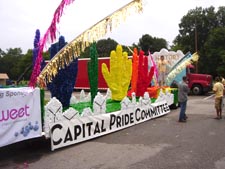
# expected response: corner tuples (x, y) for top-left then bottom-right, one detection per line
(0, 48), (6, 58)
(96, 38), (118, 57)
(216, 6), (225, 27)
(0, 47), (50, 84)
(203, 27), (225, 76)
(173, 6), (218, 53)
(172, 6), (225, 76)
(79, 43), (91, 58)
(17, 49), (33, 82)
(80, 38), (118, 58)
(0, 48), (23, 80)
(16, 49), (50, 84)
(138, 34), (168, 55)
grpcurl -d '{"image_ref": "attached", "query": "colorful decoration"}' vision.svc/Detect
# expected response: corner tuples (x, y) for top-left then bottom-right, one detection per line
(29, 0), (76, 87)
(136, 50), (155, 96)
(148, 51), (158, 86)
(128, 49), (155, 97)
(88, 42), (98, 103)
(102, 45), (132, 101)
(130, 48), (139, 94)
(152, 48), (184, 69)
(152, 48), (185, 85)
(47, 36), (78, 108)
(166, 52), (199, 85)
(37, 0), (143, 88)
(32, 29), (40, 68)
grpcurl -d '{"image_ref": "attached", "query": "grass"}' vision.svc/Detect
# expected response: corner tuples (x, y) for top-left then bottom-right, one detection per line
(69, 99), (121, 114)
(69, 97), (157, 115)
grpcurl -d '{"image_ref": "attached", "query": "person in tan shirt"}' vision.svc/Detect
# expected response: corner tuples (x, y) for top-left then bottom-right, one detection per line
(157, 55), (170, 86)
(221, 76), (225, 86)
(213, 76), (224, 119)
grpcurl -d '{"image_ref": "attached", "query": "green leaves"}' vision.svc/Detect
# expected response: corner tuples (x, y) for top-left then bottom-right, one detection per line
(173, 6), (225, 77)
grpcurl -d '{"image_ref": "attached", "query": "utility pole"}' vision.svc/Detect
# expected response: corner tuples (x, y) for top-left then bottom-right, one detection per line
(195, 18), (198, 73)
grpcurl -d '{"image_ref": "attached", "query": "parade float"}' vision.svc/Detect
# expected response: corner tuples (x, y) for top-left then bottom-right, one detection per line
(0, 0), (200, 150)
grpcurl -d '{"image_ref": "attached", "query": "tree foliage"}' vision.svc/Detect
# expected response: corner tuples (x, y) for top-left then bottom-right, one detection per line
(172, 6), (225, 77)
(80, 38), (118, 58)
(96, 38), (134, 56)
(0, 48), (23, 80)
(96, 38), (118, 57)
(17, 49), (33, 81)
(138, 34), (168, 55)
(0, 47), (50, 83)
(203, 27), (225, 76)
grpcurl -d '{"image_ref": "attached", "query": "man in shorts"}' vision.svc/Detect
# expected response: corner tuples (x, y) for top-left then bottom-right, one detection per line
(213, 76), (224, 119)
(157, 55), (170, 86)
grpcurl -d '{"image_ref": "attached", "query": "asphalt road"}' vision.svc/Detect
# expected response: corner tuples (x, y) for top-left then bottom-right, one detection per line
(1, 93), (225, 169)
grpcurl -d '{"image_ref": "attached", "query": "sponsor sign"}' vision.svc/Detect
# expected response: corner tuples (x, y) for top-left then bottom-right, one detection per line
(0, 87), (42, 147)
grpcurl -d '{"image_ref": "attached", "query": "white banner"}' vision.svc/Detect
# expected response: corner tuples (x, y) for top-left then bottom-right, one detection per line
(50, 100), (170, 150)
(0, 87), (42, 147)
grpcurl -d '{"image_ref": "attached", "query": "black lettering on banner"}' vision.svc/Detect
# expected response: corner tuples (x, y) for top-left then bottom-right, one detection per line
(86, 122), (93, 136)
(155, 106), (159, 115)
(74, 125), (81, 140)
(121, 114), (124, 127)
(163, 104), (167, 112)
(116, 116), (122, 128)
(110, 114), (116, 130)
(101, 120), (106, 132)
(130, 112), (134, 124)
(136, 108), (150, 121)
(51, 124), (63, 146)
(147, 108), (151, 119)
(94, 122), (101, 135)
(116, 115), (122, 128)
(163, 103), (170, 112)
(64, 128), (73, 143)
(150, 107), (157, 117)
(154, 106), (158, 115)
(125, 114), (130, 125)
(135, 108), (141, 121)
(159, 104), (164, 113)
(167, 104), (170, 111)
(82, 123), (85, 138)
(156, 105), (160, 113)
(141, 109), (145, 120)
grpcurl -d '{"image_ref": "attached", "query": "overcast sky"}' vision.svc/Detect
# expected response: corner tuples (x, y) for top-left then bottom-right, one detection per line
(0, 0), (223, 53)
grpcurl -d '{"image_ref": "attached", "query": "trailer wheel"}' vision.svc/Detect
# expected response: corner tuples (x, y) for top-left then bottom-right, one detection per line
(169, 103), (179, 109)
(192, 84), (203, 95)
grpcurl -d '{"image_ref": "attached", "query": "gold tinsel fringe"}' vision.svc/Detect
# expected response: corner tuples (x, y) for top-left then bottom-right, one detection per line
(38, 0), (143, 88)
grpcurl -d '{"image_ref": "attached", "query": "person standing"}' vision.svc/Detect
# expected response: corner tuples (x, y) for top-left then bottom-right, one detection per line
(212, 76), (224, 119)
(157, 55), (170, 86)
(178, 76), (189, 122)
(220, 76), (225, 86)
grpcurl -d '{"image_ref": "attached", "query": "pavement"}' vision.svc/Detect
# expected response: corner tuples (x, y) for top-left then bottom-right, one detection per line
(1, 93), (225, 169)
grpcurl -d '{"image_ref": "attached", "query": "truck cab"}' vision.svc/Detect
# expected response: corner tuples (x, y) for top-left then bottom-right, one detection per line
(186, 65), (212, 95)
